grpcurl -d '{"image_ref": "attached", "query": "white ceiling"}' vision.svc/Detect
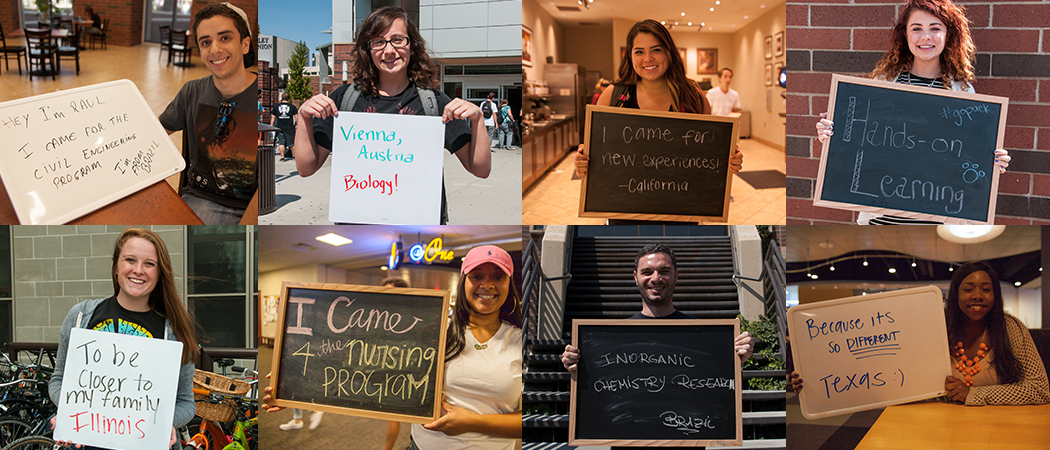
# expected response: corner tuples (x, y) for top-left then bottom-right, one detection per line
(540, 0), (785, 33)
(258, 226), (523, 273)
(785, 226), (1042, 263)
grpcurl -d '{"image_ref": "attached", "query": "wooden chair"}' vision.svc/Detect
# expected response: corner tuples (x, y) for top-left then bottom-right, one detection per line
(0, 22), (27, 75)
(169, 31), (192, 67)
(158, 25), (172, 61)
(25, 29), (56, 80)
(56, 28), (80, 75)
(88, 18), (108, 50)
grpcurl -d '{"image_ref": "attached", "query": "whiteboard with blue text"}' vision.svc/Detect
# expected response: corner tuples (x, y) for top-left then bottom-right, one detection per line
(787, 285), (951, 420)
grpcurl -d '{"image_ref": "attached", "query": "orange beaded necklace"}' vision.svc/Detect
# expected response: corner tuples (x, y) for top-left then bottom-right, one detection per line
(954, 341), (988, 386)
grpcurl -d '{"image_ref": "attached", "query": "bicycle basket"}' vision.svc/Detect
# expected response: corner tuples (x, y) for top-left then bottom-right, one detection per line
(193, 369), (251, 422)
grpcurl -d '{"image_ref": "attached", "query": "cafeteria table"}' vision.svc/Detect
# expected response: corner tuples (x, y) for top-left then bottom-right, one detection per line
(855, 400), (1050, 449)
(0, 179), (204, 225)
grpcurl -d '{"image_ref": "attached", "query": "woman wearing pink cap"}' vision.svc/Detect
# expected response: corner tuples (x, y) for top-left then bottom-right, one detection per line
(412, 245), (522, 449)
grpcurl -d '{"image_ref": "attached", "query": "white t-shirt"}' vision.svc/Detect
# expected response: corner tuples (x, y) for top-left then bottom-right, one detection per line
(412, 322), (523, 450)
(706, 87), (740, 116)
(483, 100), (498, 127)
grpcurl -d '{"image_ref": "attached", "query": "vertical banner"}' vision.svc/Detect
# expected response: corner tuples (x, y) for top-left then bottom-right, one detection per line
(54, 328), (182, 450)
(329, 112), (444, 224)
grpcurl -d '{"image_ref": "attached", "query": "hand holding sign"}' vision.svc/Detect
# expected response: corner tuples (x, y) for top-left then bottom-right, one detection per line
(54, 328), (182, 450)
(329, 112), (444, 224)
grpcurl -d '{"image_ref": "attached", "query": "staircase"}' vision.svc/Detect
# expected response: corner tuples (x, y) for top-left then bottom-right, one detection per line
(523, 235), (785, 449)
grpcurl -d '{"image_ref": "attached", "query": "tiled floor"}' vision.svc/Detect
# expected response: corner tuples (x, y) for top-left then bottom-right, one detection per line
(522, 138), (787, 225)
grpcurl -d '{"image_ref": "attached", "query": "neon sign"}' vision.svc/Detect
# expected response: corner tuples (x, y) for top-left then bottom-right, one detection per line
(406, 237), (454, 264)
(389, 242), (402, 270)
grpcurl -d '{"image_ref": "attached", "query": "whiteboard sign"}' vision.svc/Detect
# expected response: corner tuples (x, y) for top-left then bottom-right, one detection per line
(329, 112), (444, 224)
(55, 328), (182, 450)
(0, 80), (186, 224)
(787, 286), (951, 420)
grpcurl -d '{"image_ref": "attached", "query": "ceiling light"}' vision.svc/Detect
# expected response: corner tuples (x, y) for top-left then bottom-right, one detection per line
(716, 0), (720, 4)
(381, 266), (389, 271)
(936, 225), (1005, 244)
(661, 20), (666, 24)
(674, 21), (679, 25)
(912, 262), (917, 267)
(701, 22), (705, 26)
(744, 15), (749, 19)
(710, 7), (715, 11)
(1014, 281), (1022, 287)
(830, 265), (835, 271)
(316, 233), (352, 246)
(760, 4), (766, 7)
(681, 12), (685, 16)
(888, 268), (896, 274)
(811, 274), (818, 279)
(949, 266), (954, 272)
(688, 22), (692, 26)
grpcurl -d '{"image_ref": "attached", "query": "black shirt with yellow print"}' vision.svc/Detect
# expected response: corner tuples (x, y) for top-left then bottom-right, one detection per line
(88, 297), (166, 339)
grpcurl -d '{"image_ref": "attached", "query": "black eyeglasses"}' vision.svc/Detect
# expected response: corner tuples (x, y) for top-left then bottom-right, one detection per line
(214, 100), (236, 144)
(368, 36), (409, 51)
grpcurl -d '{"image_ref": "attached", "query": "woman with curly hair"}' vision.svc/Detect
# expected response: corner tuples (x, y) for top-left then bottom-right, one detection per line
(291, 6), (491, 224)
(814, 0), (1011, 225)
(573, 19), (743, 224)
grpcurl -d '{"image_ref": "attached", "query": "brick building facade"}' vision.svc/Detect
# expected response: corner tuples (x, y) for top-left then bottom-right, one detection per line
(786, 0), (1050, 224)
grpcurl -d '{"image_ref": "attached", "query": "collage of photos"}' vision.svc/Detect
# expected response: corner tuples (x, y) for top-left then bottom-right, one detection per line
(1, 0), (1049, 449)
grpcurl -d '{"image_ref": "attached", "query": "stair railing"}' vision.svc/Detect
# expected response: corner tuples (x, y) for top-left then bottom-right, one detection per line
(522, 228), (572, 366)
(731, 240), (787, 356)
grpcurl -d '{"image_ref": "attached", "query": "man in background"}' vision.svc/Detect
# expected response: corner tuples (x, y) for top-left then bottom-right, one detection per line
(482, 92), (499, 149)
(706, 68), (741, 117)
(271, 93), (297, 161)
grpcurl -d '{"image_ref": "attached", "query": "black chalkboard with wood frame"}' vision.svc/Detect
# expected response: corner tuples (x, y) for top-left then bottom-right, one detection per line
(268, 282), (451, 423)
(579, 105), (739, 222)
(813, 74), (1009, 224)
(569, 319), (743, 447)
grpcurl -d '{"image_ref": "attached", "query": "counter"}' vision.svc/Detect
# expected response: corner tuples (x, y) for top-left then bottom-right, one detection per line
(522, 114), (578, 192)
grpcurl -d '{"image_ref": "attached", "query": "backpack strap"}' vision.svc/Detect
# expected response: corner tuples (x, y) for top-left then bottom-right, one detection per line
(340, 83), (362, 111)
(610, 84), (631, 107)
(416, 86), (440, 116)
(75, 311), (83, 328)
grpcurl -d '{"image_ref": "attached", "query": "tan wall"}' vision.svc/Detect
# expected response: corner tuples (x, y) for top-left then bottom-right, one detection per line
(522, 0), (564, 82)
(731, 3), (786, 148)
(564, 24), (614, 81)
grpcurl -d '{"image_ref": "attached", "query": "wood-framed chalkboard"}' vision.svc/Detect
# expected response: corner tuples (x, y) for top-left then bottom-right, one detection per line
(268, 282), (451, 423)
(813, 74), (1008, 224)
(786, 286), (951, 420)
(569, 319), (743, 447)
(579, 105), (739, 223)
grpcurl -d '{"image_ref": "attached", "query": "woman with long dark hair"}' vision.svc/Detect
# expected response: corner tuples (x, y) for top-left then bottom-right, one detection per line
(792, 261), (1049, 406)
(50, 229), (199, 449)
(412, 245), (522, 449)
(573, 19), (743, 224)
(814, 0), (1010, 224)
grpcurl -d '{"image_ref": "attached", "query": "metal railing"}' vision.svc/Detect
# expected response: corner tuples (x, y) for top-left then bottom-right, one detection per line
(522, 228), (571, 354)
(764, 241), (787, 355)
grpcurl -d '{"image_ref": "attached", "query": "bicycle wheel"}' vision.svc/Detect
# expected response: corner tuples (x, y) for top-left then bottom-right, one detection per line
(0, 418), (32, 448)
(2, 435), (55, 450)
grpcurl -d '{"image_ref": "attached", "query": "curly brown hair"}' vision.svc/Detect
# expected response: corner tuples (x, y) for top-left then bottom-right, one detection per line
(350, 7), (439, 97)
(870, 0), (975, 90)
(614, 20), (709, 114)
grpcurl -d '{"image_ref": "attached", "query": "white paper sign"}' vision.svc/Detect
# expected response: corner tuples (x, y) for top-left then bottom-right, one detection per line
(787, 286), (951, 420)
(55, 328), (183, 450)
(329, 112), (444, 224)
(0, 80), (186, 224)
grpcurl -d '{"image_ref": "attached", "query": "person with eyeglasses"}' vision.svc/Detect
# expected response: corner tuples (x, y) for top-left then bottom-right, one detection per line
(159, 3), (259, 225)
(290, 6), (491, 224)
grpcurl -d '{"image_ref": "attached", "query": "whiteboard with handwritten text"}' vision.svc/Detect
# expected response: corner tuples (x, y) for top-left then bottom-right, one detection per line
(787, 286), (951, 420)
(0, 80), (185, 224)
(329, 112), (444, 224)
(54, 328), (182, 450)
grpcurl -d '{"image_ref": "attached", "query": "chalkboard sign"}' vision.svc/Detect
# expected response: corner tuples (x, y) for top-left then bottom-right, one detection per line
(0, 80), (186, 224)
(786, 286), (951, 420)
(569, 319), (742, 447)
(813, 74), (1008, 224)
(579, 105), (739, 222)
(268, 282), (451, 423)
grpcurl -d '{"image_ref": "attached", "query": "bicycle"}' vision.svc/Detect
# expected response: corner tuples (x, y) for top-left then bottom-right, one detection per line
(182, 366), (257, 450)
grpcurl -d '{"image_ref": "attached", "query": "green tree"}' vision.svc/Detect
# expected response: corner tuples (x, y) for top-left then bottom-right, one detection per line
(286, 41), (313, 101)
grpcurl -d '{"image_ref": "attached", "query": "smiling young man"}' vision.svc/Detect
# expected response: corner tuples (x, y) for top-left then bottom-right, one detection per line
(160, 3), (258, 225)
(706, 68), (741, 117)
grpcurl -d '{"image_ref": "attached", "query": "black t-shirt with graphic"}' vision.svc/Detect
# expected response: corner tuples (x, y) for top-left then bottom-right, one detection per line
(87, 297), (166, 340)
(271, 102), (298, 138)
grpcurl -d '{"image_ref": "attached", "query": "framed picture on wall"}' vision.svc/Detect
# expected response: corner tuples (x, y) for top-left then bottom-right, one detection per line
(765, 64), (773, 86)
(697, 48), (718, 74)
(678, 47), (687, 66)
(774, 61), (784, 84)
(523, 25), (533, 67)
(764, 36), (772, 59)
(774, 31), (784, 57)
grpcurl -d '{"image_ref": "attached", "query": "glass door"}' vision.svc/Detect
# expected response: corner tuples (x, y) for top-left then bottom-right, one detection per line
(145, 0), (192, 43)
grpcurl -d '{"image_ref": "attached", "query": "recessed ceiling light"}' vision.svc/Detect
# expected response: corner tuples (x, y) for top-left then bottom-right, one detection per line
(760, 4), (766, 8)
(681, 12), (685, 16)
(316, 233), (352, 246)
(381, 266), (389, 271)
(936, 225), (1005, 244)
(744, 15), (749, 19)
(710, 7), (714, 11)
(661, 20), (666, 24)
(716, 0), (720, 4)
(1014, 281), (1022, 287)
(888, 268), (896, 274)
(701, 22), (705, 26)
(688, 22), (692, 26)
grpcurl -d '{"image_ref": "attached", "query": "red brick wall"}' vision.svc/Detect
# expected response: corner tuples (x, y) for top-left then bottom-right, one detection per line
(330, 43), (356, 87)
(1, 0), (18, 36)
(72, 0), (143, 46)
(787, 1), (1050, 225)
